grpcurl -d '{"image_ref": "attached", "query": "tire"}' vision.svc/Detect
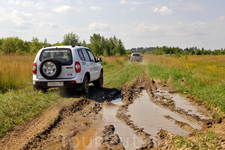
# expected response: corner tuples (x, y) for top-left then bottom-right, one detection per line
(40, 58), (62, 79)
(93, 72), (103, 88)
(82, 75), (89, 94)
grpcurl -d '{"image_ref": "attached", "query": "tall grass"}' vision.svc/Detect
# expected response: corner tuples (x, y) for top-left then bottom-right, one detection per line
(0, 54), (34, 93)
(0, 54), (63, 137)
(144, 54), (225, 112)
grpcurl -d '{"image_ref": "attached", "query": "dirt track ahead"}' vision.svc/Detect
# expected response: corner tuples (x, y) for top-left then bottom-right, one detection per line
(1, 75), (220, 150)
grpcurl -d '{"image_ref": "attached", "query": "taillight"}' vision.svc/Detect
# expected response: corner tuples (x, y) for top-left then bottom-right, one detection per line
(75, 62), (81, 73)
(33, 63), (37, 74)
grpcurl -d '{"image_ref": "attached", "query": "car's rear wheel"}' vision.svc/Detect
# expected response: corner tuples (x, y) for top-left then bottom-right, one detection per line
(82, 75), (89, 94)
(93, 72), (103, 88)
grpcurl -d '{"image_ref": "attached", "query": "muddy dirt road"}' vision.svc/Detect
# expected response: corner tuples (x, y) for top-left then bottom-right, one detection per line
(0, 76), (217, 149)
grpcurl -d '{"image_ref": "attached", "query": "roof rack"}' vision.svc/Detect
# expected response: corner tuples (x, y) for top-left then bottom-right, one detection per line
(71, 44), (82, 47)
(43, 44), (55, 48)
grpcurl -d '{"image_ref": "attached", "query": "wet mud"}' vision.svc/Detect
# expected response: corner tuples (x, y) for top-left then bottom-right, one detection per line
(2, 76), (218, 150)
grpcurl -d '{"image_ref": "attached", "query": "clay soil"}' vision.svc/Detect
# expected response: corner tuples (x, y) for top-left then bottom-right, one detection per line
(0, 76), (224, 150)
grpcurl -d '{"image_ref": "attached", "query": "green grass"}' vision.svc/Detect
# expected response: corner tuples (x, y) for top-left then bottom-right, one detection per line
(102, 60), (145, 88)
(170, 131), (225, 150)
(147, 62), (225, 112)
(0, 87), (61, 137)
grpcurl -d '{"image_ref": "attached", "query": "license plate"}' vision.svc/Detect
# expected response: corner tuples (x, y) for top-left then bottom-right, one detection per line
(47, 82), (64, 87)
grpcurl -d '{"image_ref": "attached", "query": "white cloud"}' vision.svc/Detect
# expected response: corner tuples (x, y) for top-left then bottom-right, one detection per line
(216, 16), (225, 21)
(89, 6), (102, 11)
(36, 2), (46, 10)
(49, 0), (64, 3)
(188, 21), (207, 26)
(11, 10), (34, 26)
(8, 0), (21, 5)
(130, 7), (136, 11)
(53, 5), (84, 14)
(76, 0), (85, 5)
(135, 23), (161, 32)
(170, 1), (205, 11)
(8, 0), (34, 7)
(152, 6), (172, 15)
(39, 21), (58, 28)
(120, 10), (126, 13)
(88, 22), (111, 31)
(120, 0), (142, 5)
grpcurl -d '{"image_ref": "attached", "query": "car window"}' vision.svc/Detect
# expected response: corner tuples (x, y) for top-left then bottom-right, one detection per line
(40, 48), (72, 65)
(133, 53), (140, 56)
(81, 49), (90, 61)
(77, 49), (85, 61)
(87, 50), (96, 62)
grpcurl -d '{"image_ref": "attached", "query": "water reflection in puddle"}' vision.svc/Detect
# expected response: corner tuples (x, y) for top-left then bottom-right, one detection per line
(73, 99), (144, 150)
(155, 88), (211, 119)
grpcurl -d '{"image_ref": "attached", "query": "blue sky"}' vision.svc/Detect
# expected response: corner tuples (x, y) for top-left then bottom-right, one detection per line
(0, 0), (225, 50)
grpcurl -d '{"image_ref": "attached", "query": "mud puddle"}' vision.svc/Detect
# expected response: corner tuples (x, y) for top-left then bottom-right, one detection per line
(69, 90), (211, 149)
(72, 99), (144, 150)
(155, 88), (212, 119)
(127, 90), (203, 145)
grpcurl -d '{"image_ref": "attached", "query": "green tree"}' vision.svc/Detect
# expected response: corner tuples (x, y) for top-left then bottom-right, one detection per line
(195, 49), (202, 55)
(1, 37), (17, 54)
(63, 32), (80, 45)
(89, 33), (102, 56)
(30, 37), (42, 54)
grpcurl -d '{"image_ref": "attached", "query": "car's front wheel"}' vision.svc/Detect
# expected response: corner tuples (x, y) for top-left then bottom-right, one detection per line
(82, 75), (89, 94)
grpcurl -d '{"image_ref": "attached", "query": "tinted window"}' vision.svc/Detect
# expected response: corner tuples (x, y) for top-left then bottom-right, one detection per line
(77, 49), (85, 61)
(87, 50), (96, 62)
(40, 48), (72, 65)
(133, 53), (140, 56)
(81, 49), (90, 61)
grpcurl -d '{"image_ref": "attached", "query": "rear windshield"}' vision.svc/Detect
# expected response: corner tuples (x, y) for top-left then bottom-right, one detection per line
(133, 53), (140, 56)
(39, 48), (72, 65)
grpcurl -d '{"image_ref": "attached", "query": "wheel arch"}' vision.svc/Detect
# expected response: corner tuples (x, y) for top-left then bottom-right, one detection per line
(84, 72), (90, 82)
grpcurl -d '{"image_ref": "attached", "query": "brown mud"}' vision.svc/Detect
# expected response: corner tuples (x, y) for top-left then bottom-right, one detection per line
(0, 76), (222, 150)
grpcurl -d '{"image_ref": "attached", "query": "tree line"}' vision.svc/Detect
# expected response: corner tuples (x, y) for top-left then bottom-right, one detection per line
(0, 32), (126, 56)
(148, 46), (225, 56)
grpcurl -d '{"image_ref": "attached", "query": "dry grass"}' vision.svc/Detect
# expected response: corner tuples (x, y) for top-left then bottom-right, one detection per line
(102, 55), (128, 64)
(0, 54), (35, 93)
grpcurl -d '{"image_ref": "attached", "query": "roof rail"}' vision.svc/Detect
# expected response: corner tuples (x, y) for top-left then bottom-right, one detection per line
(71, 44), (82, 47)
(43, 44), (55, 48)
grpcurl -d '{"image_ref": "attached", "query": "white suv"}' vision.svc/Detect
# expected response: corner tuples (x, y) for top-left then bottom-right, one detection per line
(33, 44), (103, 93)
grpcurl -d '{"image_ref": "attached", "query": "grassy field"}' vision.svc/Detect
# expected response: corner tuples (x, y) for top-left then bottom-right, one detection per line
(144, 54), (225, 112)
(0, 54), (62, 137)
(0, 54), (34, 93)
(0, 54), (225, 149)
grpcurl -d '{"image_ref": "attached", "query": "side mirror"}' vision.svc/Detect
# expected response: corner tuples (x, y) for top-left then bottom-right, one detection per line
(97, 58), (102, 62)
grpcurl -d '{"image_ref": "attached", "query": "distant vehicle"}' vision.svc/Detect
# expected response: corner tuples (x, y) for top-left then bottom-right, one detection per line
(130, 53), (142, 62)
(33, 44), (103, 93)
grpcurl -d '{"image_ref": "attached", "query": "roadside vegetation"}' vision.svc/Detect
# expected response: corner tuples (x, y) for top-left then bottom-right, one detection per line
(144, 54), (225, 149)
(142, 45), (225, 55)
(145, 54), (225, 112)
